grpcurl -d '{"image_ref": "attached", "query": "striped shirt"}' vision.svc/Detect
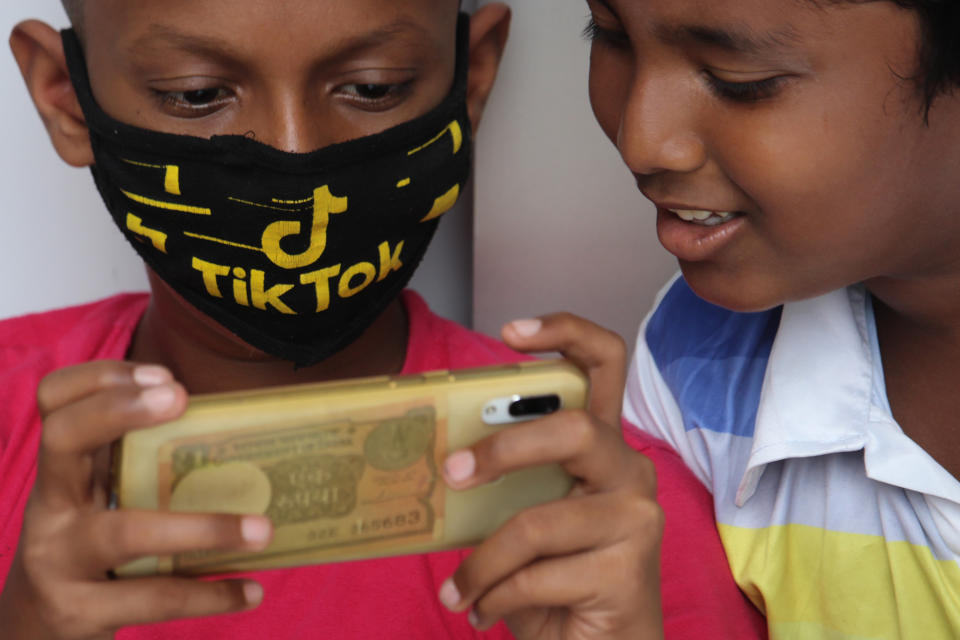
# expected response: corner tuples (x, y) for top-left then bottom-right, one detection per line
(624, 275), (960, 639)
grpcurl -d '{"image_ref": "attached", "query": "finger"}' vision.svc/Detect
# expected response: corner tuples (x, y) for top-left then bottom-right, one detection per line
(37, 361), (173, 417)
(79, 511), (273, 574)
(76, 577), (263, 633)
(472, 541), (662, 634)
(443, 410), (655, 493)
(438, 491), (656, 615)
(36, 380), (187, 506)
(41, 380), (187, 455)
(502, 313), (627, 426)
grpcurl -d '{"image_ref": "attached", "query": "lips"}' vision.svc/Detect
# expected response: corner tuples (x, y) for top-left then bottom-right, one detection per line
(655, 206), (746, 262)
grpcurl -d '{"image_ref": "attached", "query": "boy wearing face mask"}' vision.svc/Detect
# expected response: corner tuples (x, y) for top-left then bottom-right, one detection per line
(0, 1), (767, 638)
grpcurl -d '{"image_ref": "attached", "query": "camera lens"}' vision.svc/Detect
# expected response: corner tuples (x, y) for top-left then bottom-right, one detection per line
(508, 394), (561, 417)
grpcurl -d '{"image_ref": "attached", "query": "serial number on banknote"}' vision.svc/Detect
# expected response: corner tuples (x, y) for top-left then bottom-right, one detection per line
(350, 509), (424, 536)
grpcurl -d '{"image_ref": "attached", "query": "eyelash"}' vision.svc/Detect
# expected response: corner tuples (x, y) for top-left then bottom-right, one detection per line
(152, 79), (417, 119)
(337, 80), (415, 111)
(704, 74), (786, 103)
(582, 18), (630, 49)
(155, 88), (232, 118)
(584, 18), (786, 104)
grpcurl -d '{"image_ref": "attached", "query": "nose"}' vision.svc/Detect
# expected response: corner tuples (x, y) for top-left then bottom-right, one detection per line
(251, 90), (332, 154)
(615, 72), (707, 176)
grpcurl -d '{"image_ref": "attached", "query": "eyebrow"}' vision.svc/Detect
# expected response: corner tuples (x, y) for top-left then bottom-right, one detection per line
(326, 19), (438, 61)
(128, 18), (437, 63)
(590, 0), (804, 56)
(128, 26), (244, 62)
(655, 22), (804, 55)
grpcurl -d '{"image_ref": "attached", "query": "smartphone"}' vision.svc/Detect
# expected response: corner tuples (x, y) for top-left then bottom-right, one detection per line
(111, 359), (588, 577)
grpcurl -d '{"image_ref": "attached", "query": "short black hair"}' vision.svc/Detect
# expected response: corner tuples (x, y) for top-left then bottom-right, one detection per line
(811, 0), (959, 119)
(886, 0), (960, 116)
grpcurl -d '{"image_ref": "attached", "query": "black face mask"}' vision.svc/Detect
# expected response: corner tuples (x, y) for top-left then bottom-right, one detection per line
(61, 15), (473, 367)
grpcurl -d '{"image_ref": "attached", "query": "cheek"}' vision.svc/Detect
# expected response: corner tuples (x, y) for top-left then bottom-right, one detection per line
(711, 92), (910, 249)
(588, 49), (632, 146)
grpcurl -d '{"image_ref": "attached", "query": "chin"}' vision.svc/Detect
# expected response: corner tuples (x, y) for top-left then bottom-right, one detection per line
(679, 263), (787, 314)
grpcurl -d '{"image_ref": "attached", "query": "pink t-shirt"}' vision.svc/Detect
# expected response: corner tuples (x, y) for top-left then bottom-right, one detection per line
(0, 290), (765, 638)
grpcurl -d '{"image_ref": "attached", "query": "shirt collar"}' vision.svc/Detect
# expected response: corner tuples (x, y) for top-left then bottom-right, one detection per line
(736, 286), (873, 504)
(734, 285), (960, 508)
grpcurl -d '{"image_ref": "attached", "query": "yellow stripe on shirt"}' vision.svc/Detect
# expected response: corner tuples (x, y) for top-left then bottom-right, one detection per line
(718, 522), (960, 640)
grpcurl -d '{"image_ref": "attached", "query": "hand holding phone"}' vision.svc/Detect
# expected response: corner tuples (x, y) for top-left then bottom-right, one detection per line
(0, 362), (267, 640)
(438, 314), (665, 640)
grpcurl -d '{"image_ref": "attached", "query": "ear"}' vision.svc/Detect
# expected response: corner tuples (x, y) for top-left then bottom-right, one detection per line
(9, 20), (94, 167)
(466, 3), (511, 136)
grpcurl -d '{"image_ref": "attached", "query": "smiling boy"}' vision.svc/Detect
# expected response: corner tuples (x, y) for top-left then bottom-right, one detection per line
(582, 0), (960, 637)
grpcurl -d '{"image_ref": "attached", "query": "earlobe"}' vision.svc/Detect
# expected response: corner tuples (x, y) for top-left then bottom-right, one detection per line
(466, 3), (511, 136)
(10, 20), (94, 167)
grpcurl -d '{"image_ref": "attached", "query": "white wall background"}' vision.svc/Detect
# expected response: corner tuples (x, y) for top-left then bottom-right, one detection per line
(0, 0), (474, 327)
(473, 0), (677, 343)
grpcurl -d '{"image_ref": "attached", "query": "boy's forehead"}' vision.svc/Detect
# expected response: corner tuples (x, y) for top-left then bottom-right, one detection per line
(81, 0), (461, 43)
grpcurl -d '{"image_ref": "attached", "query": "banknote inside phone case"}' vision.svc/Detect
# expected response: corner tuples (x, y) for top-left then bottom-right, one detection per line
(110, 360), (587, 577)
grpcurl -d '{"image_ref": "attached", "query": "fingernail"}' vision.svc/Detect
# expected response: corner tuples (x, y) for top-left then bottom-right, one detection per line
(510, 318), (542, 337)
(242, 517), (272, 545)
(468, 610), (481, 628)
(438, 578), (461, 610)
(444, 450), (475, 484)
(139, 385), (177, 412)
(133, 365), (170, 387)
(243, 581), (264, 607)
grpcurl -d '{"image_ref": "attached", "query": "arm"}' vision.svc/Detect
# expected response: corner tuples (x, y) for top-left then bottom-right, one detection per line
(623, 426), (767, 639)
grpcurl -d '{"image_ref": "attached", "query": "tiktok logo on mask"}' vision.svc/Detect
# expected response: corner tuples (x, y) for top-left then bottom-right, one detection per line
(117, 119), (465, 319)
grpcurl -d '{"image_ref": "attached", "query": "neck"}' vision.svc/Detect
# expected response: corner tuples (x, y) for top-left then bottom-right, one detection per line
(128, 271), (409, 394)
(867, 272), (960, 345)
(867, 274), (960, 479)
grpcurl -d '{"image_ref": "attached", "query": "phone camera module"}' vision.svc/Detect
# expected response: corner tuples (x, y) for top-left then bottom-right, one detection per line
(508, 394), (561, 417)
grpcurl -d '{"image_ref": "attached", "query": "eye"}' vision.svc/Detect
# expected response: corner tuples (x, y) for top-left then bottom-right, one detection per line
(704, 73), (788, 103)
(154, 87), (233, 118)
(353, 84), (394, 100)
(337, 81), (414, 112)
(583, 17), (631, 49)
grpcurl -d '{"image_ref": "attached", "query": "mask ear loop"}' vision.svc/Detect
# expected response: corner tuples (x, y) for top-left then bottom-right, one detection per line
(60, 28), (105, 134)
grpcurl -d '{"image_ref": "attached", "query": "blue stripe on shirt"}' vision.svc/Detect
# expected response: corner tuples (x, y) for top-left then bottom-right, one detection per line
(645, 277), (781, 438)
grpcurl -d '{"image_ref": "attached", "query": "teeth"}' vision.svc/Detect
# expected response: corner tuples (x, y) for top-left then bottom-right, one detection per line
(668, 209), (736, 224)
